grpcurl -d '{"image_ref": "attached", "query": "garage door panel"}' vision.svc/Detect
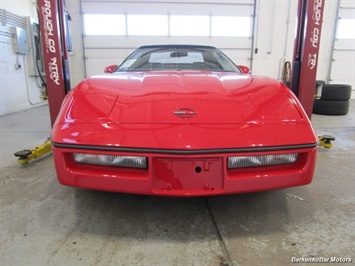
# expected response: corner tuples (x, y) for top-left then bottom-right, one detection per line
(330, 79), (355, 86)
(334, 39), (355, 50)
(86, 58), (123, 77)
(331, 60), (354, 80)
(82, 2), (126, 14)
(82, 0), (252, 2)
(84, 36), (180, 48)
(120, 3), (169, 14)
(85, 49), (131, 61)
(82, 1), (254, 77)
(340, 0), (355, 8)
(203, 4), (254, 16)
(332, 51), (355, 61)
(82, 2), (170, 14)
(329, 4), (355, 98)
(221, 50), (250, 65)
(84, 36), (252, 49)
(204, 37), (251, 49)
(82, 2), (254, 16)
(338, 8), (355, 17)
(168, 3), (253, 16)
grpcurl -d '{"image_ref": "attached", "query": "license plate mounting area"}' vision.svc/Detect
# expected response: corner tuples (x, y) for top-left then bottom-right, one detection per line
(152, 157), (223, 192)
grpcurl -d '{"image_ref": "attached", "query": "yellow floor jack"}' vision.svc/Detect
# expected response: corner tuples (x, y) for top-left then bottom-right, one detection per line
(14, 138), (52, 164)
(318, 135), (335, 149)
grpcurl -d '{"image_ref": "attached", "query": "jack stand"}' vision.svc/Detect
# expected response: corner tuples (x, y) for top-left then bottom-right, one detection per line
(318, 135), (335, 149)
(14, 138), (52, 164)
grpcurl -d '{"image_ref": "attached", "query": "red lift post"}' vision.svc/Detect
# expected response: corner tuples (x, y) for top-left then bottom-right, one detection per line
(291, 0), (325, 118)
(37, 0), (71, 126)
(14, 0), (71, 164)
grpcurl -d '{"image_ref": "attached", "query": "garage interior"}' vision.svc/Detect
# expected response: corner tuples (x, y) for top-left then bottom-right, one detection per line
(0, 0), (354, 265)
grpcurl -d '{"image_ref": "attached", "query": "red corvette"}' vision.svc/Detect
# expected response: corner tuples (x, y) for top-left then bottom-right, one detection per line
(52, 45), (318, 196)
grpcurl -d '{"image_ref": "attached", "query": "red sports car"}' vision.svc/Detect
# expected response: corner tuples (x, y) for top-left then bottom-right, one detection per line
(52, 45), (318, 196)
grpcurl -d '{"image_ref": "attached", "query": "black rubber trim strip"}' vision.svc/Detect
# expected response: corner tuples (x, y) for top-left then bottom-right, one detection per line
(52, 141), (318, 155)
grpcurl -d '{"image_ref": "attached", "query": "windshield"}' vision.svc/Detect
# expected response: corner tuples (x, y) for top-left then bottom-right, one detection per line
(116, 46), (241, 73)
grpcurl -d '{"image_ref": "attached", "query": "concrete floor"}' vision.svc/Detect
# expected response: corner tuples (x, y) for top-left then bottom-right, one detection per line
(1, 101), (354, 266)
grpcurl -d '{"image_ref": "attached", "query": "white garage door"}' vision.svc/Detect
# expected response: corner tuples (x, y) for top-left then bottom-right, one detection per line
(80, 0), (255, 77)
(329, 1), (355, 94)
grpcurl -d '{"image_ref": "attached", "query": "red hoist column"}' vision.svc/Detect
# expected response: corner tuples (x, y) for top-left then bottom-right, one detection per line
(291, 0), (325, 118)
(37, 0), (71, 126)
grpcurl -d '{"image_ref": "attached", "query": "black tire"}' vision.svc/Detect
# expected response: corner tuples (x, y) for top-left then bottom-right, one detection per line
(321, 84), (352, 101)
(313, 99), (350, 115)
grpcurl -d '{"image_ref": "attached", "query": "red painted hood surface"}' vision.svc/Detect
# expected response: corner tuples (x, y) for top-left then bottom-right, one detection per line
(52, 71), (317, 149)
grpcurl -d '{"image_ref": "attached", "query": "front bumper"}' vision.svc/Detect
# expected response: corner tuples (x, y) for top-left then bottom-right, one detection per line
(52, 144), (317, 196)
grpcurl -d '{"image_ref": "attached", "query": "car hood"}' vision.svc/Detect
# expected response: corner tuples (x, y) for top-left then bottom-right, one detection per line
(53, 71), (317, 149)
(64, 71), (305, 124)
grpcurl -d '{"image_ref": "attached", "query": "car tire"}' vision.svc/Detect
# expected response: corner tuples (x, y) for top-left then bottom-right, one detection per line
(321, 84), (352, 101)
(313, 99), (350, 115)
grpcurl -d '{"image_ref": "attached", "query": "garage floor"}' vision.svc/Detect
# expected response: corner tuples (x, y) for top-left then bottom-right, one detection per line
(1, 101), (354, 266)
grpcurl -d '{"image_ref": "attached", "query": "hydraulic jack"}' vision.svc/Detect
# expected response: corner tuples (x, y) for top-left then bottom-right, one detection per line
(14, 138), (52, 164)
(318, 135), (335, 149)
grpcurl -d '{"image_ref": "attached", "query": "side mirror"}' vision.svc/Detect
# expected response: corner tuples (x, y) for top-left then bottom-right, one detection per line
(104, 65), (118, 73)
(238, 65), (251, 74)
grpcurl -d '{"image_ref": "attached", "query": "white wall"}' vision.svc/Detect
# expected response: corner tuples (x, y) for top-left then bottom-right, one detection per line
(66, 0), (86, 88)
(252, 0), (298, 79)
(0, 0), (47, 116)
(0, 0), (354, 117)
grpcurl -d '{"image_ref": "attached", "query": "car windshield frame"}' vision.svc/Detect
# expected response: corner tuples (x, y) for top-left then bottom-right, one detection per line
(115, 46), (241, 73)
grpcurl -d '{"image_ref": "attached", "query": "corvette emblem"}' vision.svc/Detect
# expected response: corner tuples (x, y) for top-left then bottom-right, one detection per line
(173, 108), (196, 118)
